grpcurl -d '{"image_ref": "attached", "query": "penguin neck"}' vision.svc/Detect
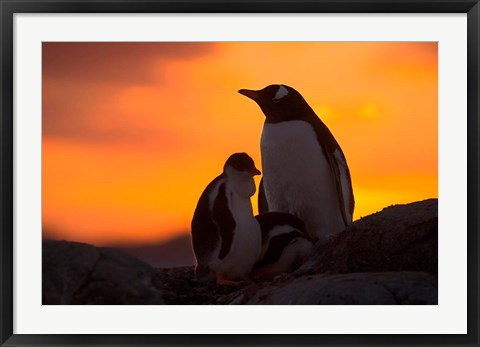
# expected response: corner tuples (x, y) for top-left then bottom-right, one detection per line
(224, 167), (256, 200)
(228, 183), (255, 221)
(264, 103), (318, 125)
(227, 177), (256, 202)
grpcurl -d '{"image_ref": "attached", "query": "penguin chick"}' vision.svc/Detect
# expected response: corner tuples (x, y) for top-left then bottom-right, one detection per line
(252, 212), (314, 281)
(238, 84), (355, 243)
(191, 153), (262, 286)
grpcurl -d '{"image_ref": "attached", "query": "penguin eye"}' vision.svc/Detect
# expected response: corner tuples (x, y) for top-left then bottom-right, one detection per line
(272, 98), (280, 103)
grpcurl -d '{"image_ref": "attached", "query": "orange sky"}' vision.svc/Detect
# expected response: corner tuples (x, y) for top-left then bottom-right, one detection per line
(42, 42), (438, 246)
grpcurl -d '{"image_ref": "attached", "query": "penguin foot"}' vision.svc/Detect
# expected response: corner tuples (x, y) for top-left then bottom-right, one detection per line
(216, 275), (243, 286)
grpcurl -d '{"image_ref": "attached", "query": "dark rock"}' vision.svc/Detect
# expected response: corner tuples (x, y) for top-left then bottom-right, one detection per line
(227, 272), (437, 305)
(298, 199), (438, 275)
(157, 266), (249, 304)
(42, 241), (100, 304)
(42, 240), (164, 304)
(42, 199), (438, 305)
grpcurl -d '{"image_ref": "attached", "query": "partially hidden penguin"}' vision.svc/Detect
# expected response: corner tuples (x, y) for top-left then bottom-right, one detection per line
(238, 84), (354, 243)
(252, 212), (313, 281)
(191, 153), (262, 286)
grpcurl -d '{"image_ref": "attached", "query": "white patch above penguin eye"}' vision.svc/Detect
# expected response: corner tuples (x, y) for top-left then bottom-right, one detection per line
(273, 85), (289, 103)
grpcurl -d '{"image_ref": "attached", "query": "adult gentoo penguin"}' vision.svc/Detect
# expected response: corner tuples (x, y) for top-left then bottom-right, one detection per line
(191, 153), (262, 285)
(252, 212), (313, 281)
(238, 84), (354, 243)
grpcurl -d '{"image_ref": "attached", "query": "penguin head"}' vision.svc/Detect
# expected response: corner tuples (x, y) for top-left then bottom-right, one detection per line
(224, 153), (260, 198)
(238, 84), (312, 122)
(224, 152), (261, 180)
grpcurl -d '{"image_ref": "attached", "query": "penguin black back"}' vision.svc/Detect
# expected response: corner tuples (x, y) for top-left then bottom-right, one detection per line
(252, 230), (303, 271)
(252, 212), (313, 275)
(255, 211), (309, 243)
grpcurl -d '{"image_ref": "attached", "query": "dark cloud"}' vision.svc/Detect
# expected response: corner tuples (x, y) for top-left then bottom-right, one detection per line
(42, 89), (178, 147)
(42, 42), (215, 143)
(42, 81), (112, 141)
(42, 42), (215, 84)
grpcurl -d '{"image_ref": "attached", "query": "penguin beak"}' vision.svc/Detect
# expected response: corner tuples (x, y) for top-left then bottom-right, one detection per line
(238, 89), (260, 101)
(250, 167), (261, 176)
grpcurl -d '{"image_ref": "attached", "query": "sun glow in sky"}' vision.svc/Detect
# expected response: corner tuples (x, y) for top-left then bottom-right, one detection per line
(42, 42), (438, 246)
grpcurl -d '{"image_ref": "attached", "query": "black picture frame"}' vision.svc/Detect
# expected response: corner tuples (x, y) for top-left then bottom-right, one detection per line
(1, 0), (479, 346)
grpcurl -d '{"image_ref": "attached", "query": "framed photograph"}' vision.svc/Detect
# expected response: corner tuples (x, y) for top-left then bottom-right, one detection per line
(1, 0), (479, 346)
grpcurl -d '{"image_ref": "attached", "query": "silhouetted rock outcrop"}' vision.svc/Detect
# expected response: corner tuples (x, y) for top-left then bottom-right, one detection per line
(298, 199), (438, 275)
(42, 199), (437, 305)
(226, 272), (437, 305)
(42, 241), (164, 304)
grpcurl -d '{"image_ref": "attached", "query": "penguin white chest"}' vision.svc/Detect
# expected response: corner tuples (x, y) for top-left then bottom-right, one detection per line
(231, 195), (261, 276)
(260, 120), (342, 240)
(212, 188), (261, 279)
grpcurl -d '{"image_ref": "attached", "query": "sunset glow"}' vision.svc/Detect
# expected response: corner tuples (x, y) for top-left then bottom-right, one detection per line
(42, 42), (438, 246)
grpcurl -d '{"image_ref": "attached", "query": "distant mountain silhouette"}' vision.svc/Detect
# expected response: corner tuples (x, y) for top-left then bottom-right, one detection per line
(116, 234), (195, 268)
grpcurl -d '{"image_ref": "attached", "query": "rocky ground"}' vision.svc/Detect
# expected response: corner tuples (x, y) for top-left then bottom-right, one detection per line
(43, 199), (438, 305)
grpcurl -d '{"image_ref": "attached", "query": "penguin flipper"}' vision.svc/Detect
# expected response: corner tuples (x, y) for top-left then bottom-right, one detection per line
(212, 183), (236, 260)
(327, 148), (355, 227)
(191, 176), (224, 271)
(258, 178), (269, 213)
(308, 117), (354, 228)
